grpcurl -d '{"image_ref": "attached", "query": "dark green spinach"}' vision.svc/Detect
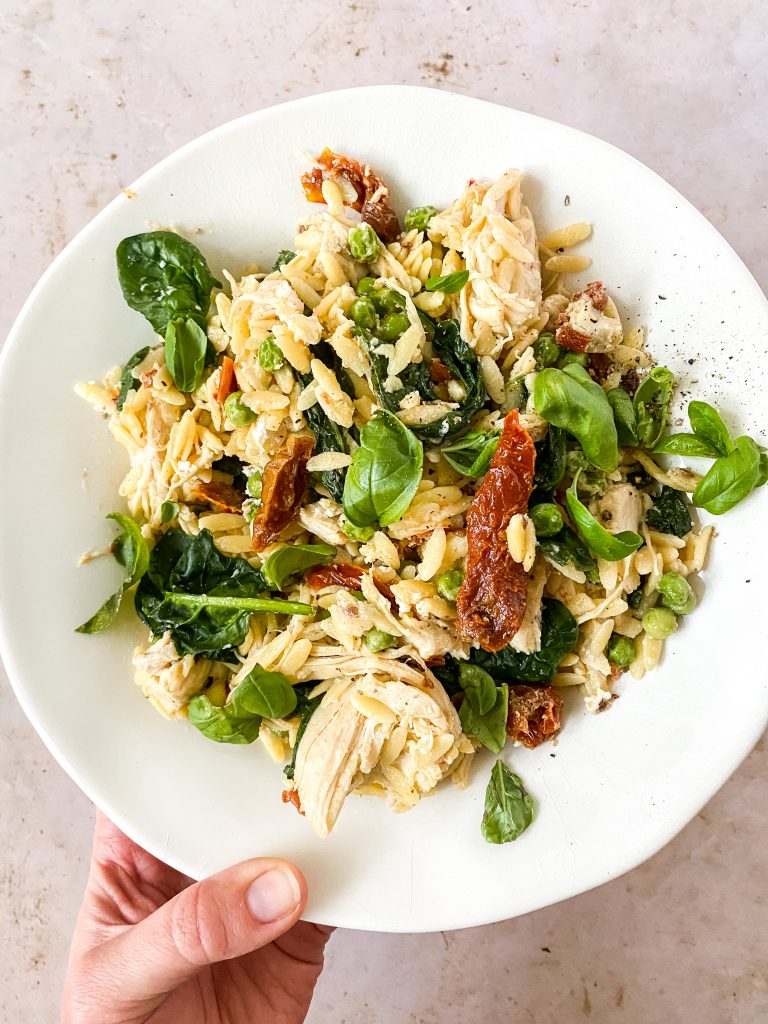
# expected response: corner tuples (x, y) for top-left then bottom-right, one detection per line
(135, 529), (312, 657)
(645, 486), (692, 537)
(470, 600), (579, 684)
(284, 686), (323, 780)
(534, 426), (567, 491)
(273, 250), (296, 271)
(116, 231), (220, 334)
(116, 347), (150, 411)
(538, 528), (600, 585)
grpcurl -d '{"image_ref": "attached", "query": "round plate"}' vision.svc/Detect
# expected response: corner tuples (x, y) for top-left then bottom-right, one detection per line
(1, 86), (766, 932)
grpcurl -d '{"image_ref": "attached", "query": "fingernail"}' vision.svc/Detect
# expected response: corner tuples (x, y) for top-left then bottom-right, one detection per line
(246, 868), (301, 922)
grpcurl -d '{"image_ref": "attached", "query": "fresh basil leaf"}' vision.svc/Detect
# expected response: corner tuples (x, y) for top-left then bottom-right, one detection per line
(607, 387), (639, 445)
(235, 666), (298, 719)
(160, 500), (180, 524)
(645, 486), (693, 537)
(116, 231), (220, 334)
(284, 687), (323, 780)
(566, 473), (643, 560)
(533, 365), (619, 472)
(481, 760), (534, 845)
(757, 450), (768, 488)
(534, 426), (567, 491)
(135, 529), (312, 656)
(76, 513), (149, 634)
(459, 682), (508, 754)
(470, 600), (578, 683)
(164, 317), (208, 393)
(441, 430), (500, 477)
(692, 435), (763, 514)
(634, 367), (675, 448)
(261, 544), (335, 591)
(458, 664), (497, 715)
(688, 400), (733, 457)
(652, 433), (719, 458)
(116, 346), (150, 411)
(425, 269), (469, 293)
(343, 410), (423, 528)
(273, 250), (296, 271)
(538, 527), (600, 585)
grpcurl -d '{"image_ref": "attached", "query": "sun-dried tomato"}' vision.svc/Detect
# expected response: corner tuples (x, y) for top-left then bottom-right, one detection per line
(192, 480), (245, 514)
(251, 434), (315, 551)
(216, 356), (238, 405)
(428, 358), (452, 383)
(282, 789), (303, 815)
(456, 410), (536, 652)
(555, 280), (609, 352)
(587, 352), (613, 384)
(305, 563), (396, 607)
(507, 685), (563, 748)
(621, 367), (640, 396)
(300, 148), (400, 243)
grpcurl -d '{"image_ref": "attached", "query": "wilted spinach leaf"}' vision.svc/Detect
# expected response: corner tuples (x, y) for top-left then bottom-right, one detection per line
(116, 231), (220, 334)
(538, 526), (600, 584)
(273, 250), (296, 271)
(645, 486), (692, 537)
(135, 529), (312, 657)
(534, 426), (567, 491)
(284, 686), (323, 780)
(470, 600), (579, 684)
(116, 347), (150, 411)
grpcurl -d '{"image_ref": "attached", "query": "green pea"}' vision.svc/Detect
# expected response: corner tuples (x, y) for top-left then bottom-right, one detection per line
(342, 517), (375, 542)
(356, 276), (377, 296)
(533, 332), (562, 368)
(350, 590), (367, 602)
(606, 634), (636, 668)
(364, 627), (398, 652)
(404, 205), (438, 232)
(349, 296), (378, 330)
(657, 572), (696, 615)
(435, 570), (464, 603)
(372, 287), (405, 315)
(378, 312), (411, 341)
(557, 351), (588, 369)
(348, 223), (380, 263)
(258, 333), (284, 372)
(529, 502), (564, 538)
(224, 391), (256, 427)
(642, 607), (678, 639)
(246, 471), (263, 500)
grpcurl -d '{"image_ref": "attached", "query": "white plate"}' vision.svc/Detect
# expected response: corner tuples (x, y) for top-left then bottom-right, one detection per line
(1, 86), (767, 932)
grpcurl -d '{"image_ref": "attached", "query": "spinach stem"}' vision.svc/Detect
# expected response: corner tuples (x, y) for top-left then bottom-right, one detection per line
(163, 592), (314, 616)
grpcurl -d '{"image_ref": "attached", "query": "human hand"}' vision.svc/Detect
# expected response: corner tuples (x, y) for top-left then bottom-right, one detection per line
(62, 813), (332, 1024)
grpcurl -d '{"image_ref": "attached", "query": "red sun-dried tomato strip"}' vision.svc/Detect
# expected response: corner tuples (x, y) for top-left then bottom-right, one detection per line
(300, 148), (401, 243)
(456, 410), (536, 652)
(305, 563), (396, 608)
(192, 480), (245, 514)
(507, 685), (563, 749)
(282, 789), (303, 815)
(216, 356), (238, 405)
(555, 280), (609, 352)
(251, 434), (315, 552)
(428, 358), (452, 383)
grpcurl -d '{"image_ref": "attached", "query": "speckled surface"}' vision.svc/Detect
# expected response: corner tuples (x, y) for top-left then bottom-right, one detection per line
(0, 1), (766, 1021)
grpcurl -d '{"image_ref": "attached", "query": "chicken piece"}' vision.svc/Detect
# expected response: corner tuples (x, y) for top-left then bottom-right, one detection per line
(298, 498), (349, 547)
(594, 483), (642, 535)
(132, 631), (211, 719)
(300, 148), (401, 243)
(509, 556), (548, 654)
(555, 281), (622, 354)
(293, 672), (463, 837)
(428, 169), (541, 355)
(251, 434), (315, 551)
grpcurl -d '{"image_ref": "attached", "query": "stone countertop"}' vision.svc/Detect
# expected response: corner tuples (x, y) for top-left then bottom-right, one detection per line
(1, 1), (766, 1021)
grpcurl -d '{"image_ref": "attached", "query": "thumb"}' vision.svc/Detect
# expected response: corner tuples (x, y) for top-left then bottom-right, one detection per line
(94, 858), (306, 1006)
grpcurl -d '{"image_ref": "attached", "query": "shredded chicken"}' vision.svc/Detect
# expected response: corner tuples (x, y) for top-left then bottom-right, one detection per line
(132, 632), (211, 719)
(555, 281), (622, 354)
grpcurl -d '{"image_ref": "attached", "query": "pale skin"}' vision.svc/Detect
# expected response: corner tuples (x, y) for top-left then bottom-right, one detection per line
(62, 813), (332, 1024)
